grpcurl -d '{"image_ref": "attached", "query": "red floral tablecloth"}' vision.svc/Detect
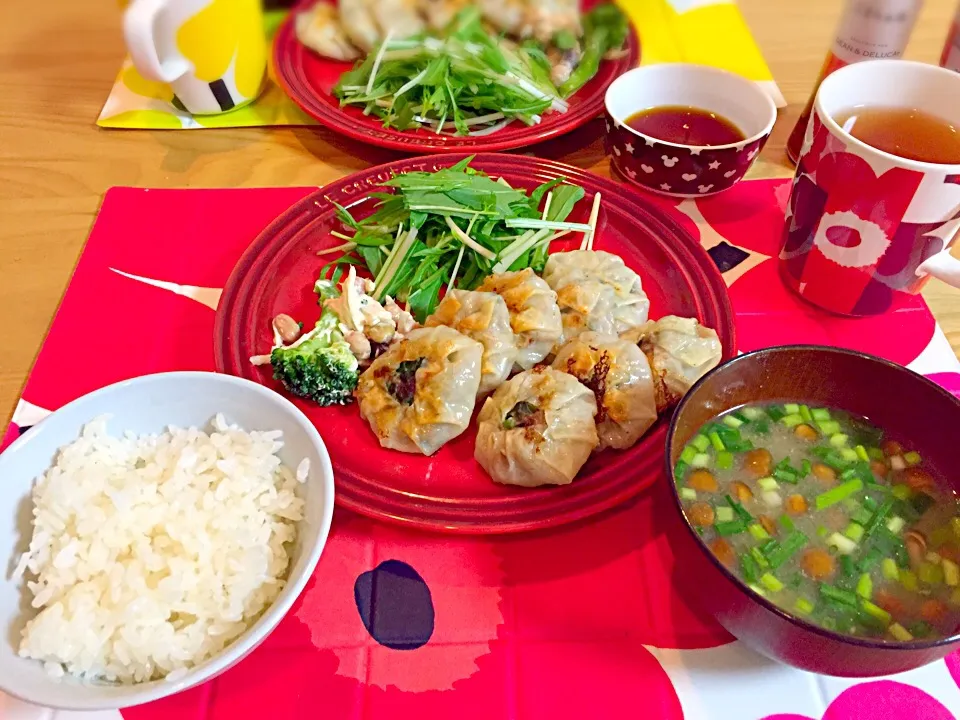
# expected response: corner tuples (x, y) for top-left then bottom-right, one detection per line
(2, 179), (960, 720)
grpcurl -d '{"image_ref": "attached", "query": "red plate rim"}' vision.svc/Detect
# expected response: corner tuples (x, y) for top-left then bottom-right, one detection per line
(271, 3), (640, 154)
(214, 153), (736, 533)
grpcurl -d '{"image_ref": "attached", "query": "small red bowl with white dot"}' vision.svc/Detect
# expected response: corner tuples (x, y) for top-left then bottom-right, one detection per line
(604, 64), (777, 198)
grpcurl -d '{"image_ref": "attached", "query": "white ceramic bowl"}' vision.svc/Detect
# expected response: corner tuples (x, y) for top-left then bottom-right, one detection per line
(0, 372), (334, 710)
(604, 63), (778, 197)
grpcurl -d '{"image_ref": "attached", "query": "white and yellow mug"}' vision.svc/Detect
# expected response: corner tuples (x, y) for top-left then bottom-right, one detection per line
(123, 0), (267, 115)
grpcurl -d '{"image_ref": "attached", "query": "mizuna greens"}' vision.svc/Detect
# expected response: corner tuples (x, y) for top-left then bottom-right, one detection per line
(317, 157), (590, 321)
(332, 6), (629, 136)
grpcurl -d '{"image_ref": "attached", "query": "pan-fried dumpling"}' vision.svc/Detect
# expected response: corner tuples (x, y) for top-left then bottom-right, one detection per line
(423, 0), (467, 30)
(295, 4), (361, 61)
(552, 332), (657, 451)
(337, 0), (380, 53)
(542, 250), (650, 348)
(621, 315), (722, 412)
(370, 0), (426, 39)
(474, 367), (599, 487)
(477, 268), (562, 370)
(425, 289), (518, 395)
(356, 326), (483, 455)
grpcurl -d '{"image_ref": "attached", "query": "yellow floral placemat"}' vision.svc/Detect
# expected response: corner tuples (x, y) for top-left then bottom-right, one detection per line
(97, 1), (784, 130)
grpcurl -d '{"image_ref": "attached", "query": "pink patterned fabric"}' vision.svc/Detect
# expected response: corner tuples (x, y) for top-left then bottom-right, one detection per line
(927, 372), (960, 399)
(2, 182), (955, 719)
(944, 651), (960, 688)
(761, 680), (954, 720)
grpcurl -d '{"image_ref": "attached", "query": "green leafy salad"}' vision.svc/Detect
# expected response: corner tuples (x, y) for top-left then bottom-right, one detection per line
(318, 156), (596, 321)
(332, 5), (629, 135)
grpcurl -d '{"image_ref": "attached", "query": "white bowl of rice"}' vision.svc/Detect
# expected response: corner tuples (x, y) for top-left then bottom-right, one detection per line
(0, 372), (334, 710)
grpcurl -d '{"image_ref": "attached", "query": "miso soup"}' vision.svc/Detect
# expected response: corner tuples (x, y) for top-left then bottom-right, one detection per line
(675, 402), (960, 642)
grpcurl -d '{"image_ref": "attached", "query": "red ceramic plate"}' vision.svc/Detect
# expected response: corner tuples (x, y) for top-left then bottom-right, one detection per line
(273, 0), (639, 153)
(214, 154), (735, 533)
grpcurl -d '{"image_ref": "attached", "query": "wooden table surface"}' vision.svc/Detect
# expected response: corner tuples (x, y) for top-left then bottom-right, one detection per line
(1, 0), (958, 423)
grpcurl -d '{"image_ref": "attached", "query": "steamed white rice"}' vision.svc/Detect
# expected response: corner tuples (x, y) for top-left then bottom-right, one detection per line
(13, 414), (306, 683)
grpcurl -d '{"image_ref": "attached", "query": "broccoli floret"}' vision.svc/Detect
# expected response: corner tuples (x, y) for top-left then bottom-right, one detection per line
(314, 278), (339, 302)
(271, 308), (359, 406)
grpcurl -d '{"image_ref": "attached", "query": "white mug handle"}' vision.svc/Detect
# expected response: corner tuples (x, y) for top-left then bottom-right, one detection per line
(123, 0), (191, 83)
(917, 248), (960, 289)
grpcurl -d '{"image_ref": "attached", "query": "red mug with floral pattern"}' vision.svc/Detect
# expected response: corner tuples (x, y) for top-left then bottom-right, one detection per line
(781, 60), (960, 316)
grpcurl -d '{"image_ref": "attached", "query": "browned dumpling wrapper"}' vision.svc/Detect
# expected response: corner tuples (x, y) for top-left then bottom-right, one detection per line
(425, 289), (518, 395)
(356, 326), (482, 455)
(477, 268), (562, 370)
(369, 0), (426, 40)
(295, 3), (361, 62)
(474, 367), (598, 487)
(543, 250), (650, 349)
(423, 0), (468, 29)
(552, 332), (657, 451)
(621, 315), (722, 412)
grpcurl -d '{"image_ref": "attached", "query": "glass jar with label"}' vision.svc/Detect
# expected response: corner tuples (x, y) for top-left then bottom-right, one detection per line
(786, 0), (923, 164)
(942, 2), (960, 72)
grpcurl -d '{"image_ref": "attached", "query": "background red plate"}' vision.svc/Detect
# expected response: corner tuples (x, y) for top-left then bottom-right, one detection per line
(214, 154), (735, 533)
(273, 0), (640, 153)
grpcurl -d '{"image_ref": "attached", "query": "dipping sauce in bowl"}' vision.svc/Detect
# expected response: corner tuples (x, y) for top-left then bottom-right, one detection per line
(626, 106), (746, 147)
(603, 64), (776, 198)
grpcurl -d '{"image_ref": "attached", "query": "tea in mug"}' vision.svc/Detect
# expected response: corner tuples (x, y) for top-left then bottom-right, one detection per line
(626, 106), (745, 146)
(834, 105), (960, 164)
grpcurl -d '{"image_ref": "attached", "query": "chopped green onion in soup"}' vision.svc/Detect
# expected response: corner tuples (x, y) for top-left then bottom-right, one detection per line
(676, 401), (960, 642)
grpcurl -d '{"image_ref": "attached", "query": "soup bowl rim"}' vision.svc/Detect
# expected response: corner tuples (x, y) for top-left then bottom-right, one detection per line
(664, 343), (960, 652)
(603, 63), (778, 152)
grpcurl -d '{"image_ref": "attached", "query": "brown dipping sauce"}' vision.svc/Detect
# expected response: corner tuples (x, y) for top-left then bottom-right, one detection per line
(626, 106), (746, 146)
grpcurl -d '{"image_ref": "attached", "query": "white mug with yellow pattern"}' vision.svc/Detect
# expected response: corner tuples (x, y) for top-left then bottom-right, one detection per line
(123, 0), (267, 115)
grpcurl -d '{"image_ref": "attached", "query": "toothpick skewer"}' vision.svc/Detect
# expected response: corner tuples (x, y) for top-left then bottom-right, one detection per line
(581, 192), (602, 251)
